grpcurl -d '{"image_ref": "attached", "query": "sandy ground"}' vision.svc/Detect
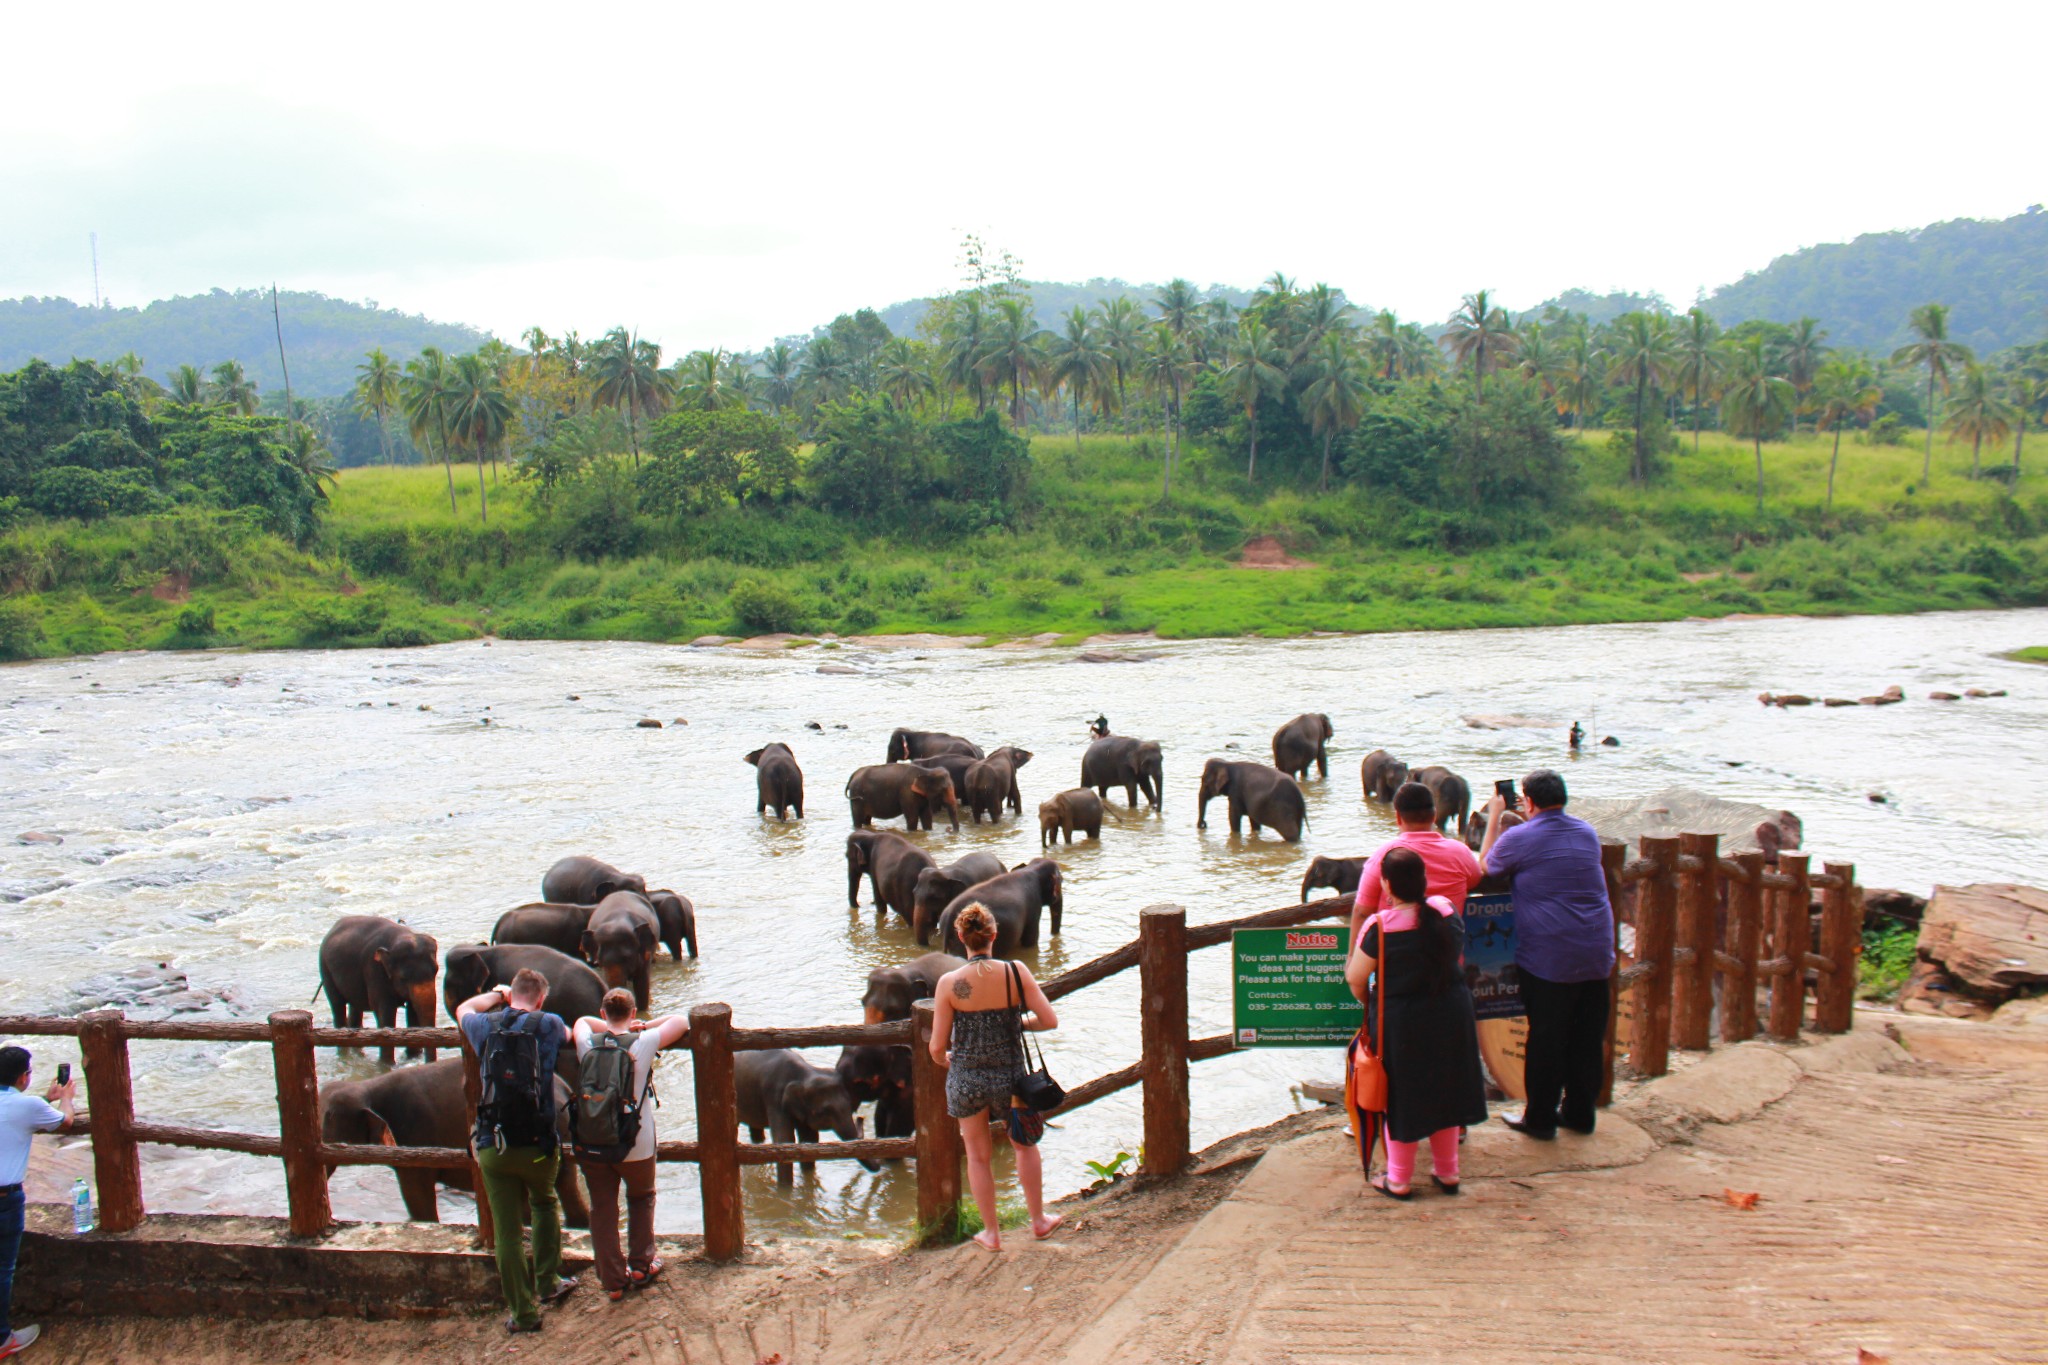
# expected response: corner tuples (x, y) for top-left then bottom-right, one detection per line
(26, 1014), (2048, 1364)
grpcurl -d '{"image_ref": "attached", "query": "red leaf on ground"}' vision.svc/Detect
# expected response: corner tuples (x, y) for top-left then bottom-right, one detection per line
(1857, 1350), (1889, 1363)
(1723, 1188), (1760, 1210)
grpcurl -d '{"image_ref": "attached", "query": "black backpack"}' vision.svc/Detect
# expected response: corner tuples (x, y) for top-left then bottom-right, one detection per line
(572, 1031), (652, 1162)
(478, 1010), (554, 1151)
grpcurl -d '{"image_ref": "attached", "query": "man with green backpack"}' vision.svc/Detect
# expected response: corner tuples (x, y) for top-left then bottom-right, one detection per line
(571, 989), (688, 1301)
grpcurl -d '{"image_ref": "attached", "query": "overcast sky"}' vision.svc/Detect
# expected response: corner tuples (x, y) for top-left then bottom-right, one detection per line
(5, 0), (2040, 354)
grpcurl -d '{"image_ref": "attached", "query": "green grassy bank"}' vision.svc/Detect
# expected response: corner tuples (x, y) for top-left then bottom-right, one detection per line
(3, 427), (2045, 661)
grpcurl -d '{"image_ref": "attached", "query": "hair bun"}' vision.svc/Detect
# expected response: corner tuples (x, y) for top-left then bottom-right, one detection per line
(955, 902), (999, 949)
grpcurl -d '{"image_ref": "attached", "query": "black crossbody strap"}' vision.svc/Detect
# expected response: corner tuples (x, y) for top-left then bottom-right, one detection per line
(1007, 960), (1047, 1072)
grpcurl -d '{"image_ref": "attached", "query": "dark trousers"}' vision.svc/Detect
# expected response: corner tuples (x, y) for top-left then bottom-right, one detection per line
(579, 1155), (657, 1292)
(1520, 968), (1609, 1133)
(0, 1184), (24, 1341)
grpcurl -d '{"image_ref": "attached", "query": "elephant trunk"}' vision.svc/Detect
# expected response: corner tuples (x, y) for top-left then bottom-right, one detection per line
(846, 862), (862, 909)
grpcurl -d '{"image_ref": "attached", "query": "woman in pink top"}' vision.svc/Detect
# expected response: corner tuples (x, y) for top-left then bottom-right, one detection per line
(1347, 782), (1484, 946)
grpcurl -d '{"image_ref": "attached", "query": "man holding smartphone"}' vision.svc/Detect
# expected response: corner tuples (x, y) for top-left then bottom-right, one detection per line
(0, 1045), (80, 1360)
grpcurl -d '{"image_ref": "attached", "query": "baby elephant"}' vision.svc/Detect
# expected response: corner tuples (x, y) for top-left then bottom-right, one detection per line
(1039, 788), (1105, 847)
(964, 746), (1032, 824)
(1299, 855), (1367, 903)
(734, 1049), (878, 1186)
(745, 742), (804, 819)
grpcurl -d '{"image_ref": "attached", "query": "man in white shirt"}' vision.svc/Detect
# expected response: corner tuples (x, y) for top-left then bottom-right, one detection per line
(571, 991), (687, 1302)
(1, 1046), (79, 1361)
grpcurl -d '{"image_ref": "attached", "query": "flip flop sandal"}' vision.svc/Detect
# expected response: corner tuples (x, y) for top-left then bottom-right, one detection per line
(629, 1259), (665, 1289)
(1431, 1175), (1461, 1195)
(1369, 1175), (1413, 1201)
(1032, 1214), (1065, 1240)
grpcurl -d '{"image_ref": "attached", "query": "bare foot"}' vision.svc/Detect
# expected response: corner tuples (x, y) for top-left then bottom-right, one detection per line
(973, 1229), (1001, 1252)
(1031, 1213), (1064, 1240)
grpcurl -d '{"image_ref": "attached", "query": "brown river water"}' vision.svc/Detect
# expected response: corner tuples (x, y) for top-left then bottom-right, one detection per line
(4, 609), (2045, 1236)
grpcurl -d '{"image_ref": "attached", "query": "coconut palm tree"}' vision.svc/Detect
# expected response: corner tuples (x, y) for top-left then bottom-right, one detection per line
(1364, 310), (1403, 380)
(555, 330), (585, 379)
(1606, 312), (1679, 483)
(284, 422), (340, 498)
(981, 296), (1047, 432)
(210, 360), (258, 415)
(521, 327), (552, 375)
(1152, 279), (1202, 342)
(1943, 363), (2015, 479)
(1287, 284), (1353, 367)
(675, 348), (738, 411)
(401, 347), (458, 513)
(939, 295), (992, 415)
(444, 352), (512, 522)
(1719, 336), (1796, 515)
(2006, 373), (2042, 480)
(1300, 331), (1369, 492)
(1441, 290), (1519, 393)
(587, 328), (671, 466)
(1780, 318), (1830, 432)
(1514, 324), (1562, 401)
(1674, 309), (1723, 452)
(1394, 323), (1439, 381)
(1043, 308), (1114, 453)
(168, 363), (207, 405)
(1891, 303), (1974, 481)
(1139, 324), (1196, 497)
(1095, 296), (1146, 443)
(1554, 323), (1604, 431)
(799, 335), (849, 412)
(1220, 316), (1289, 480)
(877, 338), (934, 413)
(760, 343), (798, 415)
(353, 348), (402, 465)
(1812, 359), (1882, 512)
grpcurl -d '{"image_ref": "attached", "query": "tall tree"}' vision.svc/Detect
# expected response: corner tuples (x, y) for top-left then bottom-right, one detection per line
(210, 360), (258, 415)
(1943, 363), (2015, 479)
(938, 295), (992, 415)
(1514, 324), (1561, 401)
(760, 343), (797, 414)
(676, 348), (738, 411)
(1095, 296), (1146, 444)
(401, 346), (458, 512)
(1139, 324), (1195, 497)
(1779, 317), (1830, 432)
(1287, 284), (1353, 365)
(981, 296), (1047, 432)
(1555, 323), (1605, 431)
(1300, 331), (1369, 492)
(1152, 279), (1202, 341)
(799, 335), (849, 412)
(1365, 310), (1403, 379)
(168, 363), (207, 405)
(877, 338), (935, 413)
(1606, 312), (1679, 483)
(587, 327), (671, 466)
(1891, 303), (1974, 481)
(1441, 289), (1519, 392)
(1220, 316), (1288, 480)
(1043, 308), (1113, 453)
(2006, 373), (2042, 479)
(1719, 336), (1796, 514)
(1674, 309), (1723, 452)
(520, 326), (553, 375)
(353, 347), (401, 465)
(1812, 359), (1881, 512)
(444, 353), (512, 522)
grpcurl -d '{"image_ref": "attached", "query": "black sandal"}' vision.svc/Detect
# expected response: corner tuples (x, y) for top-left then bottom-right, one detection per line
(1431, 1175), (1461, 1195)
(1369, 1175), (1413, 1201)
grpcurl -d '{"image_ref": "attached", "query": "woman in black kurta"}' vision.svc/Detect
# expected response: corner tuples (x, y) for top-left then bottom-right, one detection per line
(1345, 846), (1489, 1198)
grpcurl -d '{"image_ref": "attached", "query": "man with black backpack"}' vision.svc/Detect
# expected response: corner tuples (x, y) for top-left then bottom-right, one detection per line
(571, 989), (688, 1302)
(456, 969), (578, 1333)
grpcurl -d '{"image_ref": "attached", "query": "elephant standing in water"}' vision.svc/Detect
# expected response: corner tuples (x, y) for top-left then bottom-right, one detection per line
(964, 746), (1032, 823)
(441, 944), (603, 1031)
(318, 916), (440, 1063)
(1408, 765), (1472, 837)
(911, 853), (1007, 941)
(846, 763), (963, 832)
(540, 856), (647, 905)
(885, 729), (982, 762)
(745, 742), (805, 819)
(581, 891), (660, 1010)
(1272, 713), (1334, 782)
(1081, 736), (1163, 810)
(1039, 788), (1105, 846)
(846, 829), (938, 926)
(1197, 759), (1307, 841)
(735, 1049), (878, 1186)
(1300, 855), (1367, 902)
(932, 859), (1064, 956)
(1360, 750), (1408, 802)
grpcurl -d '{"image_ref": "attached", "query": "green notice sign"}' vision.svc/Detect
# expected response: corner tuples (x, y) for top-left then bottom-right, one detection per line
(1231, 924), (1361, 1047)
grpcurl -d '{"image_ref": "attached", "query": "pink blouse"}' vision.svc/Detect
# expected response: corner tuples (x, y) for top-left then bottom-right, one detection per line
(1356, 895), (1458, 954)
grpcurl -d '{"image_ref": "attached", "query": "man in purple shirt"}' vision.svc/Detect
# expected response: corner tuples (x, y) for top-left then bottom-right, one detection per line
(1479, 769), (1615, 1140)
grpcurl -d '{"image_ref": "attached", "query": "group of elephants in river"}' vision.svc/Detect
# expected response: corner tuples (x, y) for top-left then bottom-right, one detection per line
(307, 717), (1498, 1222)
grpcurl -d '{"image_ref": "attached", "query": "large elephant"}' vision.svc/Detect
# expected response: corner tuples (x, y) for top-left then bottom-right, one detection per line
(581, 891), (659, 1010)
(540, 856), (647, 906)
(885, 729), (983, 763)
(836, 1044), (913, 1140)
(846, 829), (937, 927)
(1272, 713), (1334, 782)
(1198, 759), (1307, 841)
(1300, 855), (1368, 902)
(490, 902), (592, 959)
(319, 1058), (589, 1228)
(963, 747), (1033, 824)
(1081, 736), (1163, 811)
(933, 859), (1064, 956)
(1409, 765), (1472, 837)
(911, 751), (977, 797)
(745, 743), (805, 819)
(1360, 749), (1409, 802)
(734, 1049), (878, 1186)
(1039, 788), (1105, 847)
(910, 854), (1006, 943)
(847, 762), (962, 832)
(646, 889), (698, 961)
(318, 916), (440, 1064)
(860, 951), (965, 1023)
(441, 943), (604, 1031)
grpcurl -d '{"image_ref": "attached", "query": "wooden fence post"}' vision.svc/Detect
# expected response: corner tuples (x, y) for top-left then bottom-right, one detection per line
(1675, 833), (1719, 1051)
(1768, 853), (1813, 1041)
(459, 1031), (493, 1250)
(1815, 864), (1859, 1033)
(1599, 840), (1625, 1106)
(1138, 907), (1190, 1177)
(911, 1000), (962, 1246)
(691, 1004), (743, 1261)
(269, 1010), (331, 1238)
(77, 1009), (143, 1233)
(1633, 836), (1680, 1078)
(1723, 852), (1764, 1042)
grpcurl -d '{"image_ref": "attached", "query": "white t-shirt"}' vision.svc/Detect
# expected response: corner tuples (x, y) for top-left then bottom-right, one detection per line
(572, 1025), (666, 1162)
(0, 1087), (65, 1187)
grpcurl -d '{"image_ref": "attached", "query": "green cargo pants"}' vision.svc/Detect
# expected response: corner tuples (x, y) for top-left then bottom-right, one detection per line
(476, 1143), (563, 1327)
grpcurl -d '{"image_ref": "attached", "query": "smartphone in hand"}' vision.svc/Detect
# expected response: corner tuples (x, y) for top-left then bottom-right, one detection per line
(1494, 779), (1519, 810)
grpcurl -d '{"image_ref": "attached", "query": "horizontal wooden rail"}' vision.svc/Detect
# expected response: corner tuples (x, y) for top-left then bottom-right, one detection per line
(0, 1016), (83, 1037)
(323, 1141), (471, 1168)
(730, 1021), (911, 1050)
(1188, 1032), (1236, 1063)
(129, 1121), (281, 1157)
(1041, 942), (1142, 1001)
(738, 1137), (914, 1165)
(1617, 857), (1660, 884)
(1616, 960), (1657, 986)
(1184, 896), (1353, 951)
(1047, 1061), (1143, 1118)
(310, 1025), (460, 1048)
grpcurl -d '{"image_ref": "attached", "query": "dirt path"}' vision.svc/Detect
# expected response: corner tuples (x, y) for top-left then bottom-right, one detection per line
(31, 1017), (2048, 1364)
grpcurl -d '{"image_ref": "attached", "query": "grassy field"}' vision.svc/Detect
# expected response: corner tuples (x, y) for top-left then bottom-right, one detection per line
(2, 425), (2044, 660)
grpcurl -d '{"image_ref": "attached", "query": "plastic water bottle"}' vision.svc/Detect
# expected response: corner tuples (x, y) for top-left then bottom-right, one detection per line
(70, 1179), (93, 1234)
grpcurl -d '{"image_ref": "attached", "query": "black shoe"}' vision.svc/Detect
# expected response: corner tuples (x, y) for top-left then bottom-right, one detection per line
(1430, 1175), (1461, 1195)
(1560, 1119), (1596, 1136)
(1502, 1114), (1557, 1141)
(506, 1316), (543, 1334)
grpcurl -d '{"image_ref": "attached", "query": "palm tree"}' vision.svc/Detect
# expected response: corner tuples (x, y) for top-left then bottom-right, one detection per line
(1514, 324), (1561, 401)
(2006, 373), (2042, 480)
(1554, 322), (1604, 430)
(1043, 308), (1113, 453)
(587, 328), (671, 466)
(1220, 316), (1289, 480)
(760, 343), (798, 414)
(1394, 323), (1438, 381)
(981, 296), (1046, 432)
(800, 335), (850, 411)
(1891, 303), (1974, 481)
(1812, 359), (1881, 512)
(444, 352), (512, 522)
(1780, 318), (1830, 432)
(401, 347), (458, 513)
(168, 363), (207, 405)
(1152, 279), (1202, 341)
(1288, 284), (1354, 366)
(1719, 336), (1796, 515)
(877, 338), (934, 413)
(284, 422), (340, 498)
(1606, 312), (1680, 483)
(555, 330), (585, 379)
(1095, 296), (1146, 443)
(521, 327), (552, 375)
(1365, 310), (1403, 379)
(353, 348), (402, 465)
(1441, 290), (1519, 392)
(1300, 332), (1369, 492)
(939, 295), (992, 415)
(675, 349), (737, 411)
(1674, 309), (1723, 452)
(1138, 324), (1196, 497)
(1943, 363), (2015, 479)
(210, 360), (258, 415)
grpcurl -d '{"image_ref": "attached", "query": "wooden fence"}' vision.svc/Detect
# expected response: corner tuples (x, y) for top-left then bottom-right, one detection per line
(0, 832), (1860, 1258)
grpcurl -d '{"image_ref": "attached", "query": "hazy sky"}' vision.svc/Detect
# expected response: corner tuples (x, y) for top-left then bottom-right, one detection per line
(5, 0), (2040, 354)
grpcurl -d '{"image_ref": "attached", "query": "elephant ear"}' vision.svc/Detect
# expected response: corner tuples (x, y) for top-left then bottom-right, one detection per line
(579, 930), (599, 963)
(363, 1108), (397, 1147)
(371, 946), (388, 967)
(744, 748), (764, 766)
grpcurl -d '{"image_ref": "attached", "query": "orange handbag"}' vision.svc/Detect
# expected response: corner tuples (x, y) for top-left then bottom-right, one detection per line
(1347, 958), (1389, 1113)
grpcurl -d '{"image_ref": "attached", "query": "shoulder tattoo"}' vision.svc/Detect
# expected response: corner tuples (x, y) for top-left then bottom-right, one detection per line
(951, 976), (974, 1000)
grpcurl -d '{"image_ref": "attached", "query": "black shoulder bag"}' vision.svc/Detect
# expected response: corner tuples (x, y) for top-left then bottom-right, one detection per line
(1007, 961), (1065, 1112)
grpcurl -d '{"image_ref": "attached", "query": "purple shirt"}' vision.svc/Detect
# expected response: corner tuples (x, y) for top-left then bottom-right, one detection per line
(1487, 807), (1615, 984)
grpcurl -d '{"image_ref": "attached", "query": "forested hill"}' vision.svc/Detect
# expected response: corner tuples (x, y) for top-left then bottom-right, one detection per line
(0, 291), (489, 399)
(1706, 207), (2048, 354)
(870, 279), (1255, 337)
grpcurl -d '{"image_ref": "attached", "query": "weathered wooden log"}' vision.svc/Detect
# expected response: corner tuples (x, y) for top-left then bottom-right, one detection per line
(737, 1138), (915, 1165)
(309, 1025), (462, 1048)
(1633, 836), (1680, 1078)
(1188, 1032), (1235, 1063)
(691, 1003), (742, 1261)
(1046, 1061), (1143, 1117)
(320, 1141), (472, 1168)
(1600, 840), (1626, 1107)
(1675, 833), (1720, 1051)
(1768, 853), (1813, 1040)
(1723, 852), (1764, 1042)
(0, 1016), (84, 1036)
(270, 1010), (331, 1238)
(1182, 896), (1353, 950)
(1139, 907), (1191, 1177)
(911, 1000), (962, 1246)
(78, 1010), (143, 1232)
(128, 1122), (282, 1156)
(1815, 862), (1859, 1033)
(459, 1028), (491, 1249)
(1041, 942), (1141, 1001)
(729, 1021), (911, 1051)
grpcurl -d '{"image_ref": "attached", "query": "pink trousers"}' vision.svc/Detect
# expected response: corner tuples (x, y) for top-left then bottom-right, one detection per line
(1385, 1127), (1460, 1188)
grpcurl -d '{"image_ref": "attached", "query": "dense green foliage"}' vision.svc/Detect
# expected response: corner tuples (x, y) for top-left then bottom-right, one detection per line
(1858, 922), (1919, 1001)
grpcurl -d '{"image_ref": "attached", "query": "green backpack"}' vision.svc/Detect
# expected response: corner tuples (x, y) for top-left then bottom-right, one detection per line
(572, 1033), (650, 1162)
